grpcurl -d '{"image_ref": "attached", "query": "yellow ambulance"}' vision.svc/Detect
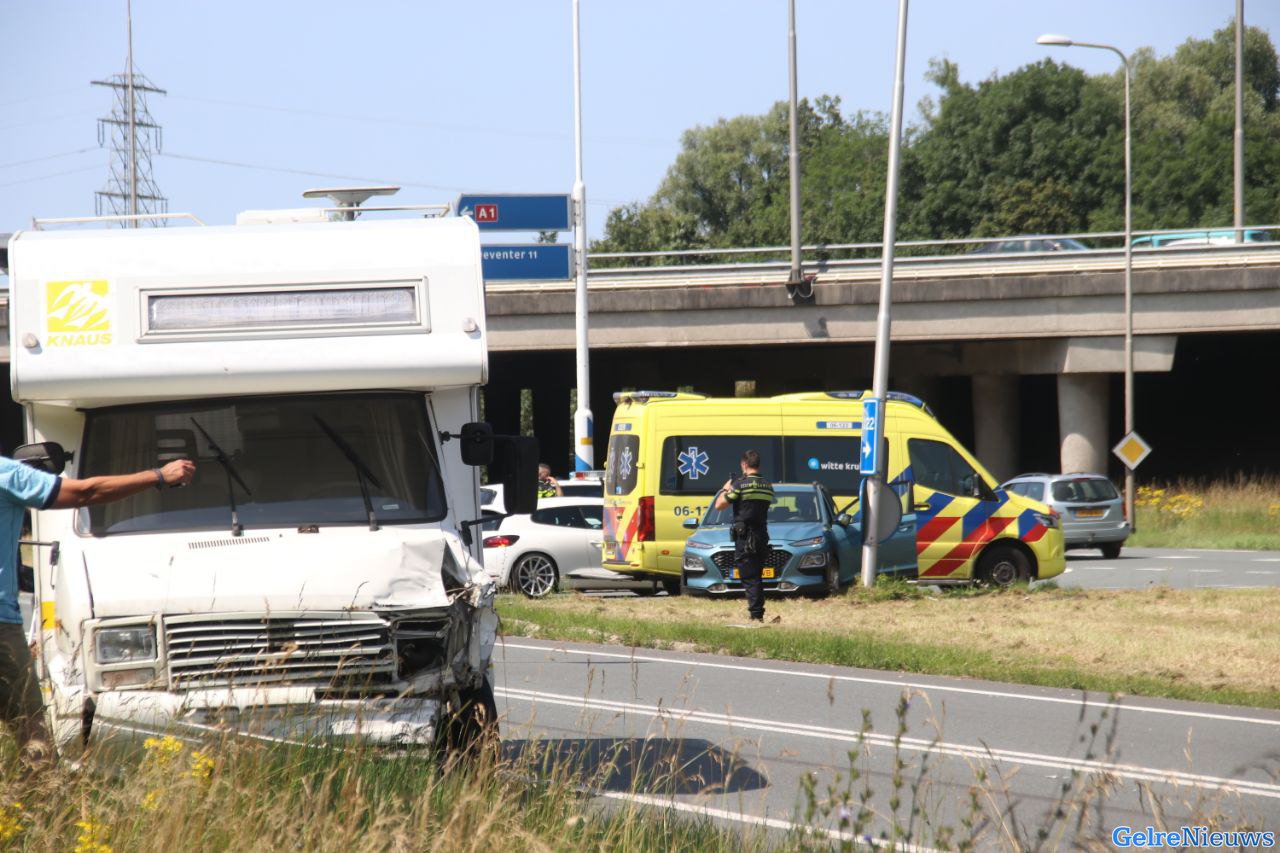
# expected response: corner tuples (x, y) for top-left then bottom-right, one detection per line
(601, 390), (1065, 588)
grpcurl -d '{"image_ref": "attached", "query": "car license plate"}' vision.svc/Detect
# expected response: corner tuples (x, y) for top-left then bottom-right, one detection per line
(729, 568), (776, 579)
(1075, 508), (1104, 518)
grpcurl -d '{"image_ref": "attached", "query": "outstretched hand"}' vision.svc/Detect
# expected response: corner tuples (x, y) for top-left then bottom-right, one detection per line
(160, 458), (196, 487)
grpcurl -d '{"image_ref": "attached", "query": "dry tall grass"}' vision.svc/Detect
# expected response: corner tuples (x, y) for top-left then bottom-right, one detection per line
(1131, 475), (1280, 550)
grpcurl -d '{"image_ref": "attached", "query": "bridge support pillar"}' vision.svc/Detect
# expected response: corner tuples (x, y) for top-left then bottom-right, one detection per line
(972, 375), (1020, 483)
(1057, 374), (1109, 475)
(533, 383), (571, 475)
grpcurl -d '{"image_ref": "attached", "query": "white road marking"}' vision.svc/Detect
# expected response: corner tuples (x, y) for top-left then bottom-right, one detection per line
(1134, 567), (1170, 572)
(1246, 570), (1278, 576)
(1077, 566), (1114, 571)
(595, 790), (938, 852)
(1190, 569), (1224, 574)
(498, 641), (1280, 727)
(498, 687), (1280, 801)
(1253, 558), (1280, 563)
(1162, 555), (1198, 560)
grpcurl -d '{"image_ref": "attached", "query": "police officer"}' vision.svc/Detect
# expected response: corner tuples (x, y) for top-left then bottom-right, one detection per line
(714, 449), (774, 622)
(536, 463), (563, 499)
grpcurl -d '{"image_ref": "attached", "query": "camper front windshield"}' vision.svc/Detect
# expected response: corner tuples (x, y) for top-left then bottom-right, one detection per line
(78, 393), (447, 536)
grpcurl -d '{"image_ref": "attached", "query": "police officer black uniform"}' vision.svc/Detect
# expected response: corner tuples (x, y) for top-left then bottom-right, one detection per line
(715, 449), (775, 622)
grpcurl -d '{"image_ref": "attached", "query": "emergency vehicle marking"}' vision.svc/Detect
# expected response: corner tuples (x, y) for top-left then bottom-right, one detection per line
(619, 446), (634, 480)
(676, 447), (710, 480)
(914, 489), (1031, 577)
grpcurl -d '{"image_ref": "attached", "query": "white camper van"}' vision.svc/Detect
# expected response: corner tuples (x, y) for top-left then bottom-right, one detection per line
(5, 200), (535, 756)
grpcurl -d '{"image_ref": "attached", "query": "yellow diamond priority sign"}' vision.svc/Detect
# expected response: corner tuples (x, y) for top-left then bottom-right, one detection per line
(1112, 431), (1152, 471)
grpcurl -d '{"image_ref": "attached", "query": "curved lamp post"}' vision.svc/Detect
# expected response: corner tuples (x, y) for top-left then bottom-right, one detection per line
(1037, 33), (1136, 531)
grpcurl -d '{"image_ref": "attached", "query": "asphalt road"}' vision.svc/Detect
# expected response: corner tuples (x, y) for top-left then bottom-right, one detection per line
(493, 636), (1280, 846)
(1052, 546), (1280, 590)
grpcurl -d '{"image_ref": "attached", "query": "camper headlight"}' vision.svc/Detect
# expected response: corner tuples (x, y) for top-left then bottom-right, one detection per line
(95, 626), (157, 664)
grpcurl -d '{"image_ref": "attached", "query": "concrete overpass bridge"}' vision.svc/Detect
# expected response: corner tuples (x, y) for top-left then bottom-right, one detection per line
(3, 232), (1278, 482)
(485, 242), (1280, 480)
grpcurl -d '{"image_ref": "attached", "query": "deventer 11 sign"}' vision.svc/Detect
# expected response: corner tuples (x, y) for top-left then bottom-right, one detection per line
(456, 194), (571, 232)
(480, 244), (572, 281)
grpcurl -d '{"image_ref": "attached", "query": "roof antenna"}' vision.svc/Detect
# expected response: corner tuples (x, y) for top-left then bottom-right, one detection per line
(301, 186), (400, 221)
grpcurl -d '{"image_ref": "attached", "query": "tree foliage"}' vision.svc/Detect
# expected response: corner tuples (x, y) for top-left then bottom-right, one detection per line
(592, 22), (1280, 258)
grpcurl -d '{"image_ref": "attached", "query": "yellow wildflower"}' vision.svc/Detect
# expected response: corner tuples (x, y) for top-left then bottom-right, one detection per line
(0, 802), (28, 843)
(74, 819), (112, 853)
(190, 750), (215, 781)
(141, 790), (162, 811)
(143, 735), (184, 766)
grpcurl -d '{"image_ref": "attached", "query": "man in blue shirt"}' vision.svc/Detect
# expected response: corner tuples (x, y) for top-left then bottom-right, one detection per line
(1, 453), (195, 764)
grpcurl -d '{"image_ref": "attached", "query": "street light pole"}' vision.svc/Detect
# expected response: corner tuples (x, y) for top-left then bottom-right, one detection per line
(860, 0), (910, 588)
(1038, 34), (1135, 530)
(1235, 0), (1245, 243)
(786, 0), (803, 292)
(571, 0), (593, 471)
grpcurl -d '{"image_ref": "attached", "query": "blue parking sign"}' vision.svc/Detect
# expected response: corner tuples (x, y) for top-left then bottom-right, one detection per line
(859, 397), (881, 476)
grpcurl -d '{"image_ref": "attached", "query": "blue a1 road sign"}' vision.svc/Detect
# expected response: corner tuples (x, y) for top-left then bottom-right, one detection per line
(457, 194), (572, 232)
(480, 243), (572, 281)
(859, 397), (882, 476)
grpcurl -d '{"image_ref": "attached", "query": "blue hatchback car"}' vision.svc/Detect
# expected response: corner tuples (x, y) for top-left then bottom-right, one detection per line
(679, 483), (918, 596)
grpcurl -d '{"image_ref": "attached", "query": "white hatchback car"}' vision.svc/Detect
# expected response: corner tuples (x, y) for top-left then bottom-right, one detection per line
(482, 497), (658, 597)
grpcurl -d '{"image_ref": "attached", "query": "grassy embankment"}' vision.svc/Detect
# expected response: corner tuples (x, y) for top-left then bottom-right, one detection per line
(498, 583), (1280, 709)
(1128, 477), (1280, 550)
(1, 706), (1266, 851)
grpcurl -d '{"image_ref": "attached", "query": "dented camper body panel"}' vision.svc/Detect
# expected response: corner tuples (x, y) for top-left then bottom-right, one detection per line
(7, 216), (497, 751)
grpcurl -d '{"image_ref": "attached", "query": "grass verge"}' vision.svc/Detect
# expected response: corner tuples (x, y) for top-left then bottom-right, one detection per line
(1128, 477), (1280, 550)
(498, 583), (1280, 709)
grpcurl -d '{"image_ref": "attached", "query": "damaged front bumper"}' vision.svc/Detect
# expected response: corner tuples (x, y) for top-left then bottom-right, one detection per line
(66, 583), (500, 752)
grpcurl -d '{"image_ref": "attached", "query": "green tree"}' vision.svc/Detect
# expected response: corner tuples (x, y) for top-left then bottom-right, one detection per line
(594, 21), (1280, 254)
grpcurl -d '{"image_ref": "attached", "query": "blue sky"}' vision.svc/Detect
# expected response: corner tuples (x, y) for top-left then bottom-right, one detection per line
(3, 1), (1275, 240)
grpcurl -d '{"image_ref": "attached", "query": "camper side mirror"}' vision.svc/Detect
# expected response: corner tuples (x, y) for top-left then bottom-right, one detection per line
(498, 435), (540, 516)
(458, 422), (494, 467)
(14, 442), (67, 475)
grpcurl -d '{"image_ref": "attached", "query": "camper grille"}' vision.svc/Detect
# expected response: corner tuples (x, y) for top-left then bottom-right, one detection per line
(164, 613), (396, 688)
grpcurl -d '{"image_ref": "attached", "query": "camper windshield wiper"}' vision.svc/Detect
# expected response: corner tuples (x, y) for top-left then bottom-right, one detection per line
(311, 414), (384, 531)
(190, 417), (254, 536)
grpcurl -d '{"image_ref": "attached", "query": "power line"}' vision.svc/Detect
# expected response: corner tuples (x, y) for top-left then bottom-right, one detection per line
(161, 151), (627, 207)
(0, 163), (102, 189)
(0, 147), (96, 170)
(166, 92), (670, 147)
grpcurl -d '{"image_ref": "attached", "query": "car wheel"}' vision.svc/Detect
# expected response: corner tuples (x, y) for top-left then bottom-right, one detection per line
(1100, 543), (1122, 559)
(825, 560), (840, 596)
(661, 577), (681, 596)
(512, 553), (558, 598)
(435, 677), (499, 766)
(978, 544), (1030, 586)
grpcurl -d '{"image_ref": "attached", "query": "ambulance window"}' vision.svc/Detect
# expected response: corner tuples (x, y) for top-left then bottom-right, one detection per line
(908, 439), (984, 498)
(605, 434), (640, 496)
(783, 436), (861, 495)
(660, 436), (782, 495)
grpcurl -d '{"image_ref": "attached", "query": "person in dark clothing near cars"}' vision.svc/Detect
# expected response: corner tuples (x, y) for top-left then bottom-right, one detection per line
(714, 449), (775, 622)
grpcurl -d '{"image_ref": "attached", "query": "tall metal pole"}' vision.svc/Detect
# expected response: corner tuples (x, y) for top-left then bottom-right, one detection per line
(1234, 0), (1245, 243)
(1039, 35), (1136, 531)
(786, 0), (803, 290)
(571, 0), (593, 471)
(126, 0), (137, 226)
(860, 0), (909, 588)
(1121, 57), (1135, 532)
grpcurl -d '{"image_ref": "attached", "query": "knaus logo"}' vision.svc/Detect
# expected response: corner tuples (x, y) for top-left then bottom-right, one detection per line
(45, 280), (113, 346)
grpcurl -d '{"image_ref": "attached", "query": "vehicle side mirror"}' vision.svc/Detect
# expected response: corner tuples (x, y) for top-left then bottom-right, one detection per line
(459, 421), (494, 467)
(498, 435), (540, 516)
(14, 442), (66, 475)
(837, 514), (854, 527)
(682, 517), (698, 530)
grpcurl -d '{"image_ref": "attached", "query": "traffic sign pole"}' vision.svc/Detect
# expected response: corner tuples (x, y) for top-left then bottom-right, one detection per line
(571, 0), (593, 471)
(860, 0), (909, 589)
